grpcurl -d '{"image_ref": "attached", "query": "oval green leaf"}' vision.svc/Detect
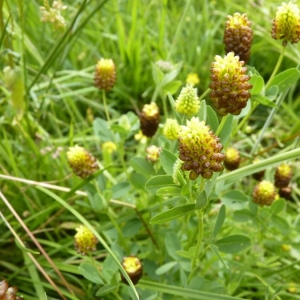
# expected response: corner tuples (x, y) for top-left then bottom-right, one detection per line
(160, 149), (177, 175)
(150, 204), (195, 224)
(155, 261), (178, 275)
(220, 190), (249, 209)
(268, 68), (300, 93)
(145, 175), (176, 193)
(156, 186), (182, 197)
(215, 235), (251, 254)
(249, 74), (264, 95)
(252, 94), (277, 108)
(130, 157), (155, 176)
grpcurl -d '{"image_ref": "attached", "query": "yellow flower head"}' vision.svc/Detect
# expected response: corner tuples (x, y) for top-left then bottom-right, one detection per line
(186, 73), (200, 86)
(94, 58), (116, 91)
(271, 1), (300, 46)
(74, 225), (98, 255)
(178, 117), (225, 180)
(66, 145), (99, 178)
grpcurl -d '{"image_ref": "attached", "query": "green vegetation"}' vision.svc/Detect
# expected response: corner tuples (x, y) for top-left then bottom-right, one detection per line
(0, 0), (300, 299)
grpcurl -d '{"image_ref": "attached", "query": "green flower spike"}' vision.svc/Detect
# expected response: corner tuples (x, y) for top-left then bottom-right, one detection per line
(271, 1), (300, 46)
(67, 145), (99, 179)
(175, 84), (200, 116)
(139, 102), (160, 138)
(274, 163), (292, 188)
(94, 58), (116, 91)
(74, 225), (98, 256)
(252, 180), (276, 207)
(223, 13), (253, 63)
(163, 118), (180, 140)
(178, 117), (225, 180)
(209, 52), (252, 116)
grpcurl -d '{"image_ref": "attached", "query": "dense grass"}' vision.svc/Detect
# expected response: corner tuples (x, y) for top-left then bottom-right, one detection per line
(0, 0), (300, 299)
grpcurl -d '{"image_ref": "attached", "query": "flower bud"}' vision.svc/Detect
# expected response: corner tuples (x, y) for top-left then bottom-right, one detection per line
(175, 84), (200, 116)
(139, 102), (160, 137)
(178, 117), (225, 180)
(163, 118), (180, 140)
(94, 58), (116, 91)
(67, 145), (99, 178)
(209, 52), (252, 116)
(146, 145), (162, 163)
(271, 1), (300, 46)
(121, 255), (143, 285)
(155, 60), (174, 73)
(74, 225), (98, 255)
(224, 147), (240, 171)
(223, 13), (253, 63)
(274, 163), (292, 188)
(252, 180), (276, 207)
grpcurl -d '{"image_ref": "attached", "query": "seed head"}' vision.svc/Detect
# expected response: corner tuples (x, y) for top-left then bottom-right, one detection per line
(94, 58), (116, 91)
(223, 13), (253, 63)
(74, 225), (98, 255)
(146, 145), (162, 163)
(224, 147), (241, 171)
(139, 102), (160, 137)
(209, 52), (252, 116)
(271, 1), (300, 46)
(163, 118), (180, 140)
(178, 117), (225, 180)
(155, 60), (174, 73)
(121, 255), (143, 285)
(252, 180), (276, 207)
(175, 84), (200, 116)
(274, 163), (292, 188)
(67, 145), (99, 178)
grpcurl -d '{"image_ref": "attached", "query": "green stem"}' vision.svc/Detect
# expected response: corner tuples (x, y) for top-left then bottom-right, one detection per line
(215, 114), (228, 136)
(198, 88), (210, 101)
(162, 94), (168, 118)
(232, 101), (257, 136)
(189, 209), (204, 282)
(265, 46), (286, 90)
(102, 89), (110, 122)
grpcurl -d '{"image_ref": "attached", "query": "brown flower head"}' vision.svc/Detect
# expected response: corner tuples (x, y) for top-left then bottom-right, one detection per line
(94, 58), (116, 91)
(178, 117), (225, 180)
(121, 255), (143, 285)
(252, 180), (276, 207)
(274, 163), (292, 188)
(67, 145), (99, 179)
(223, 13), (253, 63)
(139, 102), (160, 137)
(209, 52), (252, 116)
